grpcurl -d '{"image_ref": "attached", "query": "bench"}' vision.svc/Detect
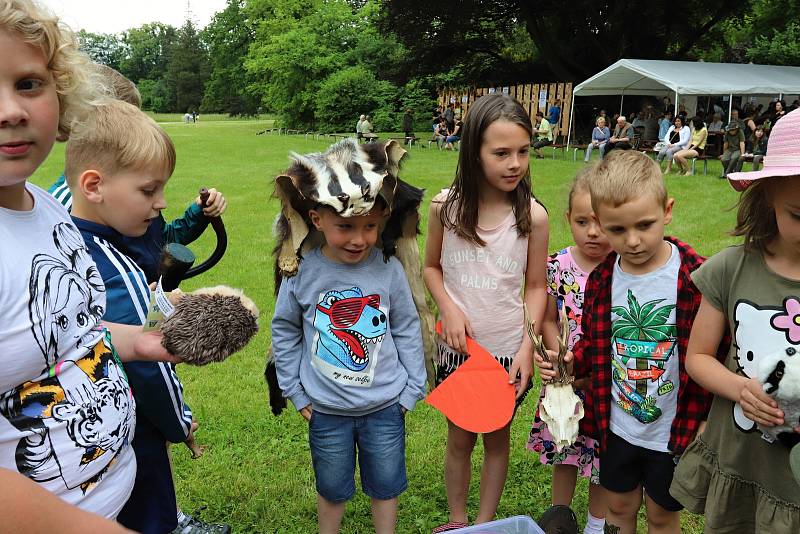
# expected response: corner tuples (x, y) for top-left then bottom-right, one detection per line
(388, 135), (422, 147)
(549, 134), (568, 159)
(690, 155), (713, 175)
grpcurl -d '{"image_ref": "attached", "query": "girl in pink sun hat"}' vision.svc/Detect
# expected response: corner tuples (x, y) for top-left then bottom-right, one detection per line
(669, 106), (800, 531)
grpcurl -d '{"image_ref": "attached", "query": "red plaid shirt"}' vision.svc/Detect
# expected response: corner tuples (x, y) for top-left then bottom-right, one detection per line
(574, 237), (724, 455)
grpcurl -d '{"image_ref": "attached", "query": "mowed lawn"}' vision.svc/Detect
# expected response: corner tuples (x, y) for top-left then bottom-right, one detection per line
(30, 118), (741, 533)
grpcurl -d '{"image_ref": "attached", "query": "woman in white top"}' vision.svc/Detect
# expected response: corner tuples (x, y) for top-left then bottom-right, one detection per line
(656, 115), (691, 173)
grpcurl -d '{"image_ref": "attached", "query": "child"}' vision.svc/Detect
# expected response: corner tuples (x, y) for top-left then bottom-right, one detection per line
(46, 64), (227, 283)
(0, 0), (174, 522)
(424, 93), (549, 531)
(670, 108), (800, 532)
(527, 167), (610, 534)
(271, 143), (427, 534)
(539, 150), (713, 534)
(748, 126), (768, 171)
(64, 100), (192, 534)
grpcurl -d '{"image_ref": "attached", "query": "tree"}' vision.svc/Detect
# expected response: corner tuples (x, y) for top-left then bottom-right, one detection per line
(77, 30), (124, 71)
(316, 66), (396, 132)
(166, 20), (211, 113)
(119, 23), (178, 84)
(748, 22), (800, 65)
(383, 0), (747, 82)
(201, 0), (260, 115)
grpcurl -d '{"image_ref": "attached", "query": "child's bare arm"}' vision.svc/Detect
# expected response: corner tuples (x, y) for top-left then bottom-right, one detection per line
(423, 200), (473, 354)
(686, 297), (784, 427)
(511, 201), (549, 395)
(102, 323), (181, 364)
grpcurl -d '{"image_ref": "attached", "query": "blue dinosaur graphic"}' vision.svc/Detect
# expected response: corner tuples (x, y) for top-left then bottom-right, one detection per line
(313, 287), (387, 372)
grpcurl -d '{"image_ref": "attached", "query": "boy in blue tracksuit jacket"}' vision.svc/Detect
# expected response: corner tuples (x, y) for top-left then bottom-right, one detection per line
(65, 100), (194, 534)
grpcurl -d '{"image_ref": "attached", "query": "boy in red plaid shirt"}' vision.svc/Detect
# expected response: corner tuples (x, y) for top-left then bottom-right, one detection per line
(538, 150), (716, 534)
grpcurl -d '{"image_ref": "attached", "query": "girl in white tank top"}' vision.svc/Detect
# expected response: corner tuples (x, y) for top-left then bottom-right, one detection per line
(423, 94), (550, 530)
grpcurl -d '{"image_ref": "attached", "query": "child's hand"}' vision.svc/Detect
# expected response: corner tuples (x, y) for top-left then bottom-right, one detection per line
(299, 405), (312, 421)
(509, 348), (533, 399)
(133, 330), (182, 364)
(740, 378), (784, 427)
(537, 349), (573, 383)
(197, 187), (227, 217)
(439, 304), (474, 354)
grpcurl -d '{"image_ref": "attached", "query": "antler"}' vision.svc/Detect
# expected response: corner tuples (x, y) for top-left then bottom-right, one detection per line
(524, 303), (573, 385)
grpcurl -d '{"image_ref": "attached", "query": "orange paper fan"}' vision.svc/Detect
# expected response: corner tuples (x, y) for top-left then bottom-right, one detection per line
(426, 322), (515, 433)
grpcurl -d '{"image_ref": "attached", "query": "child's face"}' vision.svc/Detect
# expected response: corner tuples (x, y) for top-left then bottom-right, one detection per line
(95, 164), (169, 237)
(479, 120), (530, 194)
(771, 178), (800, 252)
(567, 189), (611, 262)
(595, 193), (674, 275)
(310, 206), (382, 264)
(0, 30), (60, 189)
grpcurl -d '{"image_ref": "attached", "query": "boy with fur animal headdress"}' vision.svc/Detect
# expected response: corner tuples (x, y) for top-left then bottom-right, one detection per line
(270, 138), (429, 533)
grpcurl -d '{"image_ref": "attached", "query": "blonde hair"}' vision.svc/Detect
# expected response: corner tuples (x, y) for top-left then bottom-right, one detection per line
(92, 63), (141, 108)
(589, 150), (667, 211)
(65, 100), (176, 184)
(0, 0), (109, 140)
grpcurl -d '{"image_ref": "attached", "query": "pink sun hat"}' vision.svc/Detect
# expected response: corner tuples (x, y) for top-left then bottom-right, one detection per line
(728, 106), (800, 191)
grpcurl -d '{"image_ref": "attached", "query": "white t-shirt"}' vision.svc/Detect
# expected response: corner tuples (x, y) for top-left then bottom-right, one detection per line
(609, 242), (680, 452)
(0, 184), (136, 518)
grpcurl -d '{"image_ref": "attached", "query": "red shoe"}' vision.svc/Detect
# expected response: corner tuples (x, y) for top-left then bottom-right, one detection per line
(432, 521), (469, 533)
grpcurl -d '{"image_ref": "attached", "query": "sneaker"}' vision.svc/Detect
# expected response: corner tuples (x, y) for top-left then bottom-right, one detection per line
(538, 505), (579, 534)
(172, 507), (231, 534)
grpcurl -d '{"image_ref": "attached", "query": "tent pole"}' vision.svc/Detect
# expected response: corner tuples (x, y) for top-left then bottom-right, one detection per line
(619, 92), (624, 115)
(728, 94), (733, 120)
(566, 92), (576, 153)
(674, 91), (679, 115)
(779, 93), (783, 100)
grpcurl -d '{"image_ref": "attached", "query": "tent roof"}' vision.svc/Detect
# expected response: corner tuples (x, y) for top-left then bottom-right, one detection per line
(573, 59), (800, 96)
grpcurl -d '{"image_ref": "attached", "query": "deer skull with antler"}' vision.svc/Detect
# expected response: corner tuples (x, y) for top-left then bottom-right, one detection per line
(526, 304), (584, 451)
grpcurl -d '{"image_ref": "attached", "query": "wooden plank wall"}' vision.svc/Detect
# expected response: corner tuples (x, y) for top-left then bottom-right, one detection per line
(439, 82), (574, 136)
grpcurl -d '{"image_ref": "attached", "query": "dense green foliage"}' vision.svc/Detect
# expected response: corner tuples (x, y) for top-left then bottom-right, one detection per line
(31, 118), (742, 533)
(75, 0), (799, 127)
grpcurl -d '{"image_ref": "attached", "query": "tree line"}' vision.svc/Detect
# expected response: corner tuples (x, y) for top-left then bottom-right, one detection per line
(77, 0), (799, 132)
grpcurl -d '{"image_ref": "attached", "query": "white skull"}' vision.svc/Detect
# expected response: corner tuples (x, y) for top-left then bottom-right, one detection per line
(540, 383), (584, 451)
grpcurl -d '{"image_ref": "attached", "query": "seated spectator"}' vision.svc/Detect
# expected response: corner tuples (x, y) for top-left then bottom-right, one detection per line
(444, 103), (455, 131)
(672, 116), (708, 176)
(657, 115), (691, 173)
(747, 126), (769, 171)
(631, 111), (646, 129)
(719, 121), (745, 179)
(444, 118), (462, 150)
(361, 115), (374, 142)
(531, 111), (553, 158)
(707, 113), (724, 133)
(662, 95), (672, 113)
(658, 110), (674, 141)
(643, 106), (659, 142)
(730, 107), (744, 130)
(605, 115), (634, 154)
(584, 116), (611, 162)
(771, 99), (787, 126)
(432, 117), (449, 149)
(742, 106), (758, 144)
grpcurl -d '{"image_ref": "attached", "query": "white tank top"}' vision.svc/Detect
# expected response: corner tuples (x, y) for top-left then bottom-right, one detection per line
(439, 202), (529, 359)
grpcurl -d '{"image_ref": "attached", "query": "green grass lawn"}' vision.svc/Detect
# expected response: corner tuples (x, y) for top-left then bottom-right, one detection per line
(30, 120), (741, 533)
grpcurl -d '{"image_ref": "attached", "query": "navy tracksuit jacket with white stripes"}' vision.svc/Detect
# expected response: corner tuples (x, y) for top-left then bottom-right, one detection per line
(73, 216), (192, 534)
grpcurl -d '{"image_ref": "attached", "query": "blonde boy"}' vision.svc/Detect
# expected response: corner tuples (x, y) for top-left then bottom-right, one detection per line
(543, 151), (713, 534)
(66, 100), (193, 534)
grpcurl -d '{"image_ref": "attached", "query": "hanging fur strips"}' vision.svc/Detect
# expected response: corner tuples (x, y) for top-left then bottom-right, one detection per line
(265, 138), (436, 415)
(161, 285), (260, 366)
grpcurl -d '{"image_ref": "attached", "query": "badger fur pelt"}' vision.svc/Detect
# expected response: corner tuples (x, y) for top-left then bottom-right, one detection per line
(264, 138), (436, 415)
(162, 285), (259, 366)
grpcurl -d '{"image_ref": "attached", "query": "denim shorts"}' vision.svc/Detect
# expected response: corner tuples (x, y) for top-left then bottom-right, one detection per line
(309, 403), (407, 502)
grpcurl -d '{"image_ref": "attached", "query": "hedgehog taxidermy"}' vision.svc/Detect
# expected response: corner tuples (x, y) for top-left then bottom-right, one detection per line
(161, 285), (260, 366)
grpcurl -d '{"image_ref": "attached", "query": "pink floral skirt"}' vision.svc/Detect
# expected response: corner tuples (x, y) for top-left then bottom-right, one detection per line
(526, 387), (600, 485)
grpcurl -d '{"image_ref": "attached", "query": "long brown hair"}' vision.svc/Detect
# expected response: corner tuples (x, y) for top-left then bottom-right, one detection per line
(732, 178), (790, 255)
(440, 94), (533, 246)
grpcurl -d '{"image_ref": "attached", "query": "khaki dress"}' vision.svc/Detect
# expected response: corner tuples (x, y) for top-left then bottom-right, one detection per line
(670, 246), (800, 533)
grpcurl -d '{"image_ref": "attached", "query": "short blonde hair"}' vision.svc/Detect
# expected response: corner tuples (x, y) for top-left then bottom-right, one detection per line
(0, 0), (109, 140)
(65, 100), (176, 185)
(92, 63), (141, 108)
(589, 150), (667, 211)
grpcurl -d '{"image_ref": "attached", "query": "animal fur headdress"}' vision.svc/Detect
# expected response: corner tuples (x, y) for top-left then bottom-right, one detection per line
(266, 138), (436, 414)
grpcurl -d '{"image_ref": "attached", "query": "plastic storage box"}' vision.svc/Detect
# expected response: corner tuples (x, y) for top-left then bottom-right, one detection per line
(449, 515), (546, 534)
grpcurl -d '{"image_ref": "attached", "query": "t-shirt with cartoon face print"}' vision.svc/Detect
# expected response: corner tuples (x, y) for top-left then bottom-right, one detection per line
(690, 245), (800, 506)
(0, 185), (136, 518)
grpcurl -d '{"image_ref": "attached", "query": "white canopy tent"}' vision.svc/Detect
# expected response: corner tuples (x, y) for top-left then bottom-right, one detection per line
(566, 59), (800, 148)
